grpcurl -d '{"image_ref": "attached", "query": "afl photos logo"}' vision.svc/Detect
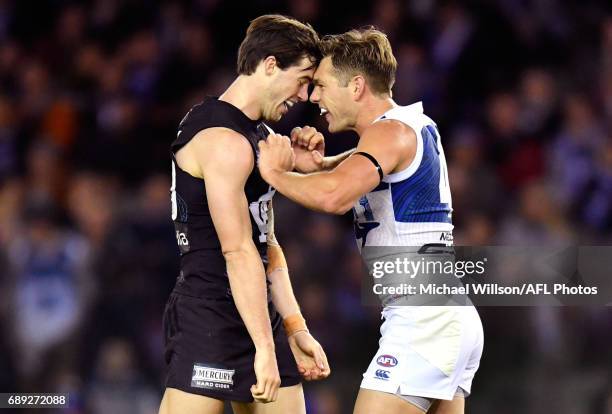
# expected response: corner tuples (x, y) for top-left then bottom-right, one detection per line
(376, 354), (398, 367)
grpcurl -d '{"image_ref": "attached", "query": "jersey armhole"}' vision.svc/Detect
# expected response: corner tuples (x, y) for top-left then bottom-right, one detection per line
(379, 119), (423, 184)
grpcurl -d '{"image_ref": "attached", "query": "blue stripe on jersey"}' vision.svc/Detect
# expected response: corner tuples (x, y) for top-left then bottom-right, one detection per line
(390, 125), (452, 223)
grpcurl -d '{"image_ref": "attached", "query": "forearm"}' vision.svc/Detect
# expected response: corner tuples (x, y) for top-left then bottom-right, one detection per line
(267, 244), (300, 318)
(265, 170), (343, 214)
(321, 148), (356, 170)
(225, 246), (274, 350)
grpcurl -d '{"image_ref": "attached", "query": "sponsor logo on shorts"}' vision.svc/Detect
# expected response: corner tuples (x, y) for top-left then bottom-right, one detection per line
(376, 355), (398, 367)
(191, 364), (235, 391)
(375, 369), (390, 380)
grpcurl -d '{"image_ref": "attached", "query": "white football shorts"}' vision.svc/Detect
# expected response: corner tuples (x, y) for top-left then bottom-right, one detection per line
(360, 305), (484, 401)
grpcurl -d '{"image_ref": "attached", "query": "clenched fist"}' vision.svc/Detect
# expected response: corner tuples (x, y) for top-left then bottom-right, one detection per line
(291, 126), (325, 173)
(258, 133), (295, 180)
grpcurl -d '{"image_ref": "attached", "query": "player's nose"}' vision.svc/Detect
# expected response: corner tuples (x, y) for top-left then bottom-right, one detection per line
(309, 87), (320, 104)
(297, 83), (309, 102)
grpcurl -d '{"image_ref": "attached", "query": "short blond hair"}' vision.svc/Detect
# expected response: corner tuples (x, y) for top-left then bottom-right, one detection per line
(320, 28), (397, 96)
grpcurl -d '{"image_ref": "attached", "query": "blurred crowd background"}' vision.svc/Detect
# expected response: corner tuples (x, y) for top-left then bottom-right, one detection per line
(0, 0), (612, 413)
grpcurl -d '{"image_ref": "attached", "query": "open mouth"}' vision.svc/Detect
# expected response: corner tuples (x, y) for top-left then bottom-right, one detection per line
(283, 100), (295, 111)
(320, 107), (331, 122)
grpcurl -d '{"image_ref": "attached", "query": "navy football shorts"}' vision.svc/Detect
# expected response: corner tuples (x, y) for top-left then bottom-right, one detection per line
(162, 290), (301, 402)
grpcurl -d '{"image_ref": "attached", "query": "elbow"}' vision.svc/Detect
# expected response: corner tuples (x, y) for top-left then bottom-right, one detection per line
(320, 193), (353, 215)
(315, 175), (354, 215)
(222, 245), (250, 262)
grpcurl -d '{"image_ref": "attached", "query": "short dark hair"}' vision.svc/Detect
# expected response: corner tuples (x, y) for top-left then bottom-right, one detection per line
(320, 28), (397, 96)
(237, 14), (321, 75)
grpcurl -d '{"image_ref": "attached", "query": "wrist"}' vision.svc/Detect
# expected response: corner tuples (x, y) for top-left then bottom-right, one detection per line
(254, 341), (276, 352)
(321, 157), (331, 170)
(266, 233), (280, 247)
(262, 168), (282, 186)
(283, 313), (309, 337)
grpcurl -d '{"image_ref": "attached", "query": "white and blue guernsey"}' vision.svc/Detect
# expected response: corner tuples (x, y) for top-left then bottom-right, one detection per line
(353, 102), (454, 249)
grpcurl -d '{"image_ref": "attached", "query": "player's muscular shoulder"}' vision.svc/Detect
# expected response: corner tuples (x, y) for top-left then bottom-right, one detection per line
(175, 127), (254, 180)
(358, 119), (417, 175)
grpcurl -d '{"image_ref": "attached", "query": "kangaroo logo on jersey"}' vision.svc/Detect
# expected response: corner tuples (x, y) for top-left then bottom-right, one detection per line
(355, 221), (380, 248)
(354, 196), (380, 248)
(359, 196), (375, 221)
(376, 355), (398, 367)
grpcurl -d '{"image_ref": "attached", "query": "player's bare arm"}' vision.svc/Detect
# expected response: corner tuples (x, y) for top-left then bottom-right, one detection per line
(185, 127), (281, 403)
(265, 201), (330, 381)
(258, 120), (416, 214)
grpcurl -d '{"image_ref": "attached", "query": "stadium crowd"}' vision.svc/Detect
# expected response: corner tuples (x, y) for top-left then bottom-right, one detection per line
(0, 1), (611, 413)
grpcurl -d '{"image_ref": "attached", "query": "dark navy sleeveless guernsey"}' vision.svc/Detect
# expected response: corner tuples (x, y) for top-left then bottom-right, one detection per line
(169, 97), (275, 298)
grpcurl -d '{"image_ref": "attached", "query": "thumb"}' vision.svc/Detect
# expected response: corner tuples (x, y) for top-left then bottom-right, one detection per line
(251, 380), (264, 395)
(314, 349), (325, 370)
(312, 150), (324, 164)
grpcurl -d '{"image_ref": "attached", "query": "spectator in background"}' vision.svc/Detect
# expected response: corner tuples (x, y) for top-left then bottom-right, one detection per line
(517, 68), (559, 138)
(548, 94), (605, 221)
(447, 125), (501, 229)
(5, 199), (95, 387)
(497, 180), (574, 245)
(0, 94), (17, 177)
(0, 1), (610, 413)
(86, 338), (158, 414)
(583, 140), (612, 233)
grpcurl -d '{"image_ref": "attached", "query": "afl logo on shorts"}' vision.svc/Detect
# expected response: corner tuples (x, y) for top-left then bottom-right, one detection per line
(376, 355), (398, 367)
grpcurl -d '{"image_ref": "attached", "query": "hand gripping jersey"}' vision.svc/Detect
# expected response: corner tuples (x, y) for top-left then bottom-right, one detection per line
(169, 97), (275, 297)
(353, 102), (453, 249)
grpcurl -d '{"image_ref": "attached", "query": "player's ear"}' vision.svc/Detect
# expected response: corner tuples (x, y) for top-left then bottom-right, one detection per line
(263, 56), (278, 76)
(351, 75), (366, 100)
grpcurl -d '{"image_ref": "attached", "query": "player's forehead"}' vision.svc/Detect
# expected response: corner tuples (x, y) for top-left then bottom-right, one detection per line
(287, 55), (317, 78)
(313, 56), (334, 84)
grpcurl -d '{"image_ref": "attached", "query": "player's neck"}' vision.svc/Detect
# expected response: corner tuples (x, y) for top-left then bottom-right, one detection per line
(354, 97), (396, 136)
(219, 76), (263, 121)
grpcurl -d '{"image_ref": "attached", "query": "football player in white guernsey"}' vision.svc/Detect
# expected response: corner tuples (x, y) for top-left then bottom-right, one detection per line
(257, 29), (483, 414)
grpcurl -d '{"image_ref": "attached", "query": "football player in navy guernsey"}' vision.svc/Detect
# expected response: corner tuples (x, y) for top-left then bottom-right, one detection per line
(159, 15), (345, 414)
(258, 29), (484, 414)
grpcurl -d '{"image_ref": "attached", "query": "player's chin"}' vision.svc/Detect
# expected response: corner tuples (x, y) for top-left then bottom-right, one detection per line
(277, 103), (289, 119)
(262, 113), (282, 123)
(269, 110), (284, 122)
